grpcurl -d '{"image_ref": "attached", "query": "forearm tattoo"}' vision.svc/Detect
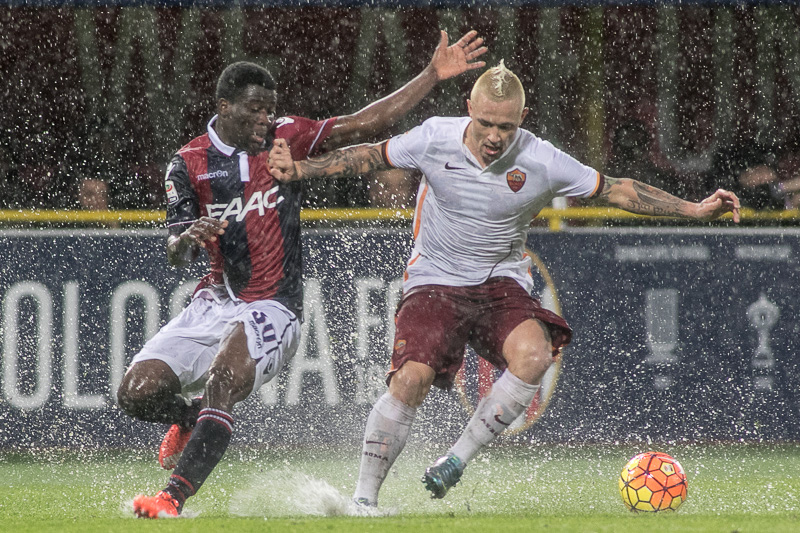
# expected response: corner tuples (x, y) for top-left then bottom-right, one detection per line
(297, 144), (389, 180)
(598, 177), (691, 217)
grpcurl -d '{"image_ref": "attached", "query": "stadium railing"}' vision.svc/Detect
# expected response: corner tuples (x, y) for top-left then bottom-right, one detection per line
(0, 207), (795, 230)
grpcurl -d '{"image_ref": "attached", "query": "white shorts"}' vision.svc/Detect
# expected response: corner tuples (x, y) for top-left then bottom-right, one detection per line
(131, 287), (301, 396)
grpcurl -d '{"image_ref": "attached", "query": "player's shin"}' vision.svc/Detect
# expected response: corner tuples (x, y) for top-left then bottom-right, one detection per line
(353, 392), (417, 506)
(163, 408), (234, 511)
(448, 370), (538, 464)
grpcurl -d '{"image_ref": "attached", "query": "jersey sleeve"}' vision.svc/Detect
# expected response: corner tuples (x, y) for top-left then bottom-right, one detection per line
(164, 154), (199, 235)
(274, 116), (337, 160)
(542, 141), (603, 199)
(383, 119), (435, 170)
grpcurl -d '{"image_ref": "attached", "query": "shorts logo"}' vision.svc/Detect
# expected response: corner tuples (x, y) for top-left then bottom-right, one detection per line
(394, 339), (407, 354)
(248, 311), (267, 351)
(506, 168), (526, 192)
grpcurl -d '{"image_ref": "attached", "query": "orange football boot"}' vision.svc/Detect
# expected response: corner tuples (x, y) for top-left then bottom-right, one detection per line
(132, 490), (180, 518)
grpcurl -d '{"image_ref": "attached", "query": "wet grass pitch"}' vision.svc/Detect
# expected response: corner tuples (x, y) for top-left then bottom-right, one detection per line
(2, 443), (800, 532)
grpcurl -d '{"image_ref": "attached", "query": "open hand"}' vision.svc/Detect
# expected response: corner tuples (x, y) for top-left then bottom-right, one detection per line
(269, 138), (299, 182)
(183, 217), (228, 248)
(696, 189), (741, 223)
(430, 30), (488, 81)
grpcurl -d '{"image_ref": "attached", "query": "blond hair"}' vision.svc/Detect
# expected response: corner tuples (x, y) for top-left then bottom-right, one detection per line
(470, 60), (525, 108)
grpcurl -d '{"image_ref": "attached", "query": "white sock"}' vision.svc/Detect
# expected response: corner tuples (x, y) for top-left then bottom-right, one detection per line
(353, 392), (416, 504)
(449, 370), (538, 464)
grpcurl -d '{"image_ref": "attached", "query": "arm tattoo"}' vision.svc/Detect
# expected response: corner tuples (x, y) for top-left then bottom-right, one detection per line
(296, 144), (390, 180)
(597, 177), (691, 217)
(626, 181), (690, 217)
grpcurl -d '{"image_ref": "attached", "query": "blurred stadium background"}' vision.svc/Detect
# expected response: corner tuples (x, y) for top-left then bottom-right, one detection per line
(1, 1), (799, 452)
(2, 1), (800, 212)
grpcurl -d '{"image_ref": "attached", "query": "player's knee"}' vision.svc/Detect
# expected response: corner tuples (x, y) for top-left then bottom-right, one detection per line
(520, 339), (552, 364)
(116, 384), (135, 415)
(116, 361), (179, 416)
(505, 339), (552, 382)
(388, 363), (434, 408)
(116, 378), (153, 417)
(117, 370), (143, 412)
(505, 320), (553, 379)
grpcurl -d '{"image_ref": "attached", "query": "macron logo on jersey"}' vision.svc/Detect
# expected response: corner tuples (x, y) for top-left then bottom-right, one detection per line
(197, 170), (229, 181)
(205, 185), (284, 222)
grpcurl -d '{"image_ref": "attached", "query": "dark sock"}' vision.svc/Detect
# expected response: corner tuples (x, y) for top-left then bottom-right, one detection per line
(178, 398), (202, 430)
(164, 408), (234, 510)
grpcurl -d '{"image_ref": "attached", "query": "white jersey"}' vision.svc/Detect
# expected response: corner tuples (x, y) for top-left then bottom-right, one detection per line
(385, 116), (601, 293)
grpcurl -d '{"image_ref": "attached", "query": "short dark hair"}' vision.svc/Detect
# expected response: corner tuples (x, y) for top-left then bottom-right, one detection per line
(215, 62), (276, 103)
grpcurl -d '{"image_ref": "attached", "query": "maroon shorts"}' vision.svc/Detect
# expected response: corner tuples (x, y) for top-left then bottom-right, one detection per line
(388, 277), (572, 390)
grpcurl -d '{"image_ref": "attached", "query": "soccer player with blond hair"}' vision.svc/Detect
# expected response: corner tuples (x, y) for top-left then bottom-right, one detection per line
(471, 59), (524, 103)
(269, 61), (740, 509)
(116, 30), (488, 519)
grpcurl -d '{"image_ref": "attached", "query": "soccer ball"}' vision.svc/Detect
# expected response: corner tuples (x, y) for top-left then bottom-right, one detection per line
(618, 451), (688, 512)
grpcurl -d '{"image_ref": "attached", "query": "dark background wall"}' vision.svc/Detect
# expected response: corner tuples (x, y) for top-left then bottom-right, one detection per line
(2, 4), (799, 208)
(1, 228), (796, 448)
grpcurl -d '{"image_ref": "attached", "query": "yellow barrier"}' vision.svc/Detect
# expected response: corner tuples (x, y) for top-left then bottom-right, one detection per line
(0, 207), (794, 228)
(0, 209), (164, 224)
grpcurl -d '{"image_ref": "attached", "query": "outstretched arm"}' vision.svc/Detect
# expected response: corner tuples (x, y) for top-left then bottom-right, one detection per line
(589, 176), (741, 223)
(323, 30), (487, 149)
(269, 138), (390, 182)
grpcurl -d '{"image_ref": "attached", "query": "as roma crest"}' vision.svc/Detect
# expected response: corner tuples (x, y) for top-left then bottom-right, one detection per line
(506, 168), (526, 192)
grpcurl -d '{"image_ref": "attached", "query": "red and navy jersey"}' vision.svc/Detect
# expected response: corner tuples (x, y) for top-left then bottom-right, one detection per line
(165, 115), (337, 319)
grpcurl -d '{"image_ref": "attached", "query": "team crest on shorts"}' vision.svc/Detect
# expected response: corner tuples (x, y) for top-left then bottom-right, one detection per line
(394, 339), (407, 354)
(506, 168), (526, 192)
